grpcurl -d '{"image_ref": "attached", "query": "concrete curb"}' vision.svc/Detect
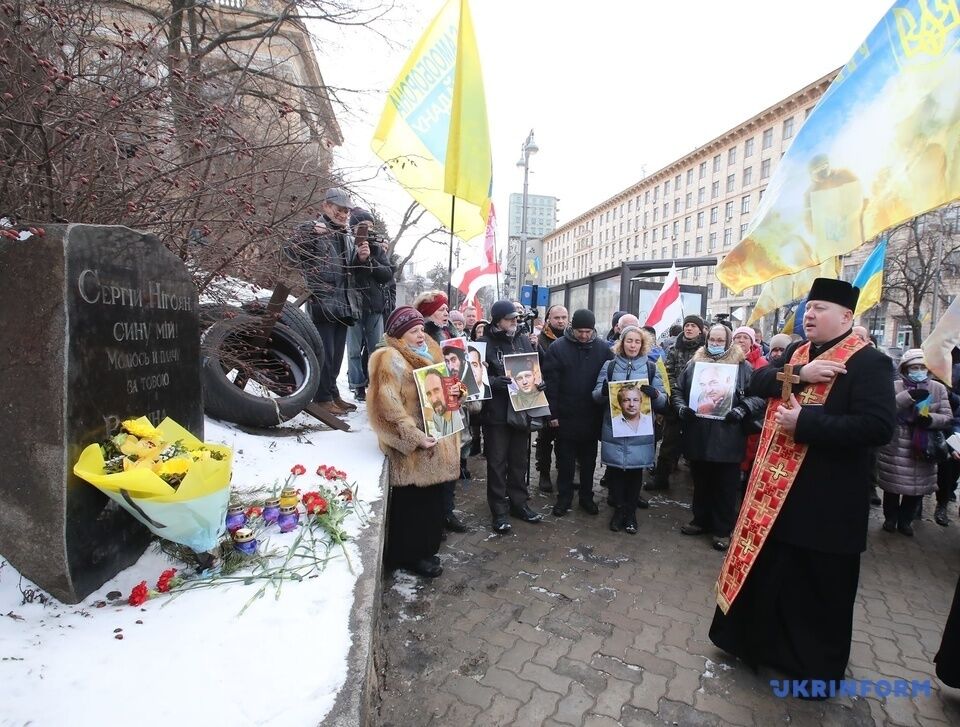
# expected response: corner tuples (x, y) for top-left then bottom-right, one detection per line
(323, 458), (389, 727)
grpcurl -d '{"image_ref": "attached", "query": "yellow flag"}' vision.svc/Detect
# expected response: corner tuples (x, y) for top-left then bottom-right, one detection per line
(747, 258), (839, 324)
(372, 0), (491, 241)
(717, 0), (960, 294)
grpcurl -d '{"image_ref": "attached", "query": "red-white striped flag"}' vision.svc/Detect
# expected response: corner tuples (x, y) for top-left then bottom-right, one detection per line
(644, 263), (683, 337)
(451, 204), (501, 301)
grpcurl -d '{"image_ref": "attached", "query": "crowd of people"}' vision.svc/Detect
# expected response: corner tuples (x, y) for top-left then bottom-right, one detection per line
(286, 194), (960, 693)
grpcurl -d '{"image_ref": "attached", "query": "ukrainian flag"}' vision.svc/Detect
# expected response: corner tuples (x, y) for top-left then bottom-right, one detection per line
(852, 238), (887, 316)
(371, 0), (492, 241)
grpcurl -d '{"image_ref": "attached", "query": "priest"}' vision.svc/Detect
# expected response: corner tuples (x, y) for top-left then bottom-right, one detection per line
(709, 278), (896, 690)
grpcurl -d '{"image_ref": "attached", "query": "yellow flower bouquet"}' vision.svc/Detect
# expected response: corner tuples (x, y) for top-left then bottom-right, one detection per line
(73, 417), (233, 551)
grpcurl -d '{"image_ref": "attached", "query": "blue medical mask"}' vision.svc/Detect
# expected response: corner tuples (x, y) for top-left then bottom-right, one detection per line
(409, 342), (430, 357)
(908, 371), (928, 383)
(707, 344), (726, 356)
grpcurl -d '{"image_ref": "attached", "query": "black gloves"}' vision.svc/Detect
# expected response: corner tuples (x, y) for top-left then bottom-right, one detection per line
(677, 405), (694, 421)
(600, 380), (610, 397)
(907, 389), (928, 401)
(916, 413), (932, 429)
(536, 381), (547, 392)
(491, 375), (513, 390)
(640, 384), (658, 398)
(724, 407), (746, 423)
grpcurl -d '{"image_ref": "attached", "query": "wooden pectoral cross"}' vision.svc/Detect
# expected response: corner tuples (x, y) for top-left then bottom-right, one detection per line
(776, 364), (800, 408)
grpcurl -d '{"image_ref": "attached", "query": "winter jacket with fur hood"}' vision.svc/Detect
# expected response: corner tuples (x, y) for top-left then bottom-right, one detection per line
(673, 344), (764, 463)
(366, 335), (460, 487)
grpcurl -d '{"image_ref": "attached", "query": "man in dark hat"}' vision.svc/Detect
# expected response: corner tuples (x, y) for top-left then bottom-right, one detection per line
(710, 277), (896, 692)
(542, 308), (614, 516)
(480, 300), (543, 532)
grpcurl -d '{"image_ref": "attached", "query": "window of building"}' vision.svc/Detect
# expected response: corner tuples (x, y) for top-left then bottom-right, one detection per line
(653, 187), (659, 202)
(713, 154), (721, 173)
(699, 161), (707, 179)
(686, 169), (694, 184)
(698, 187), (705, 204)
(664, 180), (671, 195)
(723, 228), (732, 247)
(627, 199), (633, 213)
(762, 127), (773, 149)
(695, 236), (703, 253)
(724, 201), (733, 219)
(663, 203), (669, 217)
(684, 216), (692, 232)
(697, 211), (705, 228)
(728, 147), (737, 165)
(761, 158), (771, 179)
(645, 190), (650, 204)
(707, 283), (715, 299)
(710, 206), (718, 224)
(672, 243), (678, 257)
(662, 224), (668, 239)
(673, 198), (680, 214)
(783, 116), (794, 139)
(743, 167), (752, 186)
(605, 210), (610, 223)
(711, 181), (720, 198)
(653, 208), (659, 223)
(643, 231), (648, 244)
(685, 192), (692, 209)
(672, 221), (679, 236)
(683, 240), (690, 255)
(675, 174), (681, 188)
(643, 211), (648, 226)
(709, 232), (717, 250)
(741, 195), (751, 214)
(740, 222), (749, 239)
(726, 174), (735, 193)
(652, 229), (658, 242)
(744, 137), (754, 157)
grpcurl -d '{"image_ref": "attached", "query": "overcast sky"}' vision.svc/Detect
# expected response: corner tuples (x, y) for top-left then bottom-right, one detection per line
(313, 0), (893, 271)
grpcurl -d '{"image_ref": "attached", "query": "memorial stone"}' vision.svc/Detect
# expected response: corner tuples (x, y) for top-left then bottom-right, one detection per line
(0, 224), (202, 603)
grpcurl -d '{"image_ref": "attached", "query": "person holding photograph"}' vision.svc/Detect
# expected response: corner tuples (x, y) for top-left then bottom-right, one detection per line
(594, 326), (667, 533)
(366, 306), (460, 578)
(673, 323), (764, 551)
(505, 359), (548, 411)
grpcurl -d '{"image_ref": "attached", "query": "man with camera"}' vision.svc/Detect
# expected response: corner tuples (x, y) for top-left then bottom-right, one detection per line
(346, 208), (394, 402)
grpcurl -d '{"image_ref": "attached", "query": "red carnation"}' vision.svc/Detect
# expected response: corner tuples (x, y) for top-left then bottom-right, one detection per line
(245, 506), (263, 518)
(128, 581), (150, 607)
(307, 496), (328, 515)
(290, 464), (306, 475)
(316, 464), (330, 477)
(156, 569), (177, 593)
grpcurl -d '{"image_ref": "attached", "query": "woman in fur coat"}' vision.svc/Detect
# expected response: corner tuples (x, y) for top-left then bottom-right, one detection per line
(673, 323), (764, 551)
(367, 306), (460, 578)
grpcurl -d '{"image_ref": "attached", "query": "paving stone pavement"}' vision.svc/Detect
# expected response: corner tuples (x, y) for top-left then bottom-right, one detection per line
(376, 453), (960, 726)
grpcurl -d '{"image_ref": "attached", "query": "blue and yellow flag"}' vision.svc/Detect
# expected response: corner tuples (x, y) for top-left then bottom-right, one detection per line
(371, 0), (492, 241)
(852, 237), (887, 315)
(718, 0), (960, 295)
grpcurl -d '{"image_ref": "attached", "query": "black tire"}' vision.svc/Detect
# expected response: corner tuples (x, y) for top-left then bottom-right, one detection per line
(201, 314), (320, 427)
(241, 298), (325, 369)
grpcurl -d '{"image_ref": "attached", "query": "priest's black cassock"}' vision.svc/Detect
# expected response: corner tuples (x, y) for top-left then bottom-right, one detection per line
(709, 331), (896, 683)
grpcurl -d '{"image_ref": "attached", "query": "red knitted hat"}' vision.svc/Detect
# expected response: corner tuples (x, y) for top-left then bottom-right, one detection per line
(415, 292), (448, 318)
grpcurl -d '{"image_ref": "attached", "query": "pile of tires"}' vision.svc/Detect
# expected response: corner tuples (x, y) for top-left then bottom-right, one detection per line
(199, 300), (324, 428)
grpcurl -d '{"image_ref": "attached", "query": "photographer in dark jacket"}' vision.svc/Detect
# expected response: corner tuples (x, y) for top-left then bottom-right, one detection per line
(481, 300), (542, 533)
(543, 309), (614, 516)
(284, 187), (365, 416)
(346, 208), (394, 402)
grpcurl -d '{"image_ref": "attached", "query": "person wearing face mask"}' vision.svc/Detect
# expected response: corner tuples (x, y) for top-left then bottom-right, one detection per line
(710, 278), (896, 692)
(594, 326), (667, 533)
(366, 306), (460, 579)
(877, 349), (952, 536)
(481, 300), (542, 533)
(673, 324), (764, 551)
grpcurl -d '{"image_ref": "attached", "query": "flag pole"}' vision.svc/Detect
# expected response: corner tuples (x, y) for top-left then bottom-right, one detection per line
(447, 196), (456, 302)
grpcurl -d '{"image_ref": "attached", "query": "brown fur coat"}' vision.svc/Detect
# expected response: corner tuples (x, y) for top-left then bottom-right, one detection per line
(367, 335), (460, 487)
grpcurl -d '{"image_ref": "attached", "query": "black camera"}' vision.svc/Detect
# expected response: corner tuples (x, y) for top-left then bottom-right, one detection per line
(517, 307), (538, 336)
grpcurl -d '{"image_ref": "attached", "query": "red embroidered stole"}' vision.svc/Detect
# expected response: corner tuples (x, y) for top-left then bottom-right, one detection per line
(715, 334), (867, 613)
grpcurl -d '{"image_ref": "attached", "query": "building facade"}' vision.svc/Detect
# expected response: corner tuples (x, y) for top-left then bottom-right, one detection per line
(542, 71), (834, 336)
(503, 193), (558, 297)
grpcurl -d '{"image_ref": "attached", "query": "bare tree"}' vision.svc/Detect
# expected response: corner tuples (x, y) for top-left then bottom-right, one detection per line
(0, 0), (385, 296)
(881, 203), (960, 342)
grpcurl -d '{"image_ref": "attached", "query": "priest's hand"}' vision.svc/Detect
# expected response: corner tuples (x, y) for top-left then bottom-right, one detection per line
(798, 360), (846, 383)
(773, 394), (801, 434)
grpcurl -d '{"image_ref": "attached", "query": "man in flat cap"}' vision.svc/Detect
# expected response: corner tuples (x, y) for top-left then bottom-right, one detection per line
(710, 277), (896, 694)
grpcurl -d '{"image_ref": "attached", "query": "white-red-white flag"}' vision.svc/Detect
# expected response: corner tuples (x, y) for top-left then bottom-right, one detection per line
(644, 263), (683, 337)
(451, 204), (501, 301)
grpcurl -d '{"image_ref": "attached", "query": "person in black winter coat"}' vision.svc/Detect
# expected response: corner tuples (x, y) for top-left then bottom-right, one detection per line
(345, 209), (394, 402)
(481, 300), (543, 533)
(283, 187), (366, 416)
(543, 309), (614, 516)
(673, 324), (764, 550)
(533, 304), (569, 492)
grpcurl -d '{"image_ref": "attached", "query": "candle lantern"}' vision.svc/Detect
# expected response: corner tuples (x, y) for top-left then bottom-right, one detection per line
(232, 527), (257, 556)
(277, 504), (300, 533)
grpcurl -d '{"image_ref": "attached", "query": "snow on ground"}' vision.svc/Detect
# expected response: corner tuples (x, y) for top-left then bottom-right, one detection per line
(0, 400), (384, 727)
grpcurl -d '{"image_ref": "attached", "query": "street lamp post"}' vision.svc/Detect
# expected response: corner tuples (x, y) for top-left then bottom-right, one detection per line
(516, 129), (538, 300)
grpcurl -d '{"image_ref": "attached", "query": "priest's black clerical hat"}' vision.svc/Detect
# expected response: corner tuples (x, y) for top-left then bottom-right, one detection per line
(808, 277), (860, 311)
